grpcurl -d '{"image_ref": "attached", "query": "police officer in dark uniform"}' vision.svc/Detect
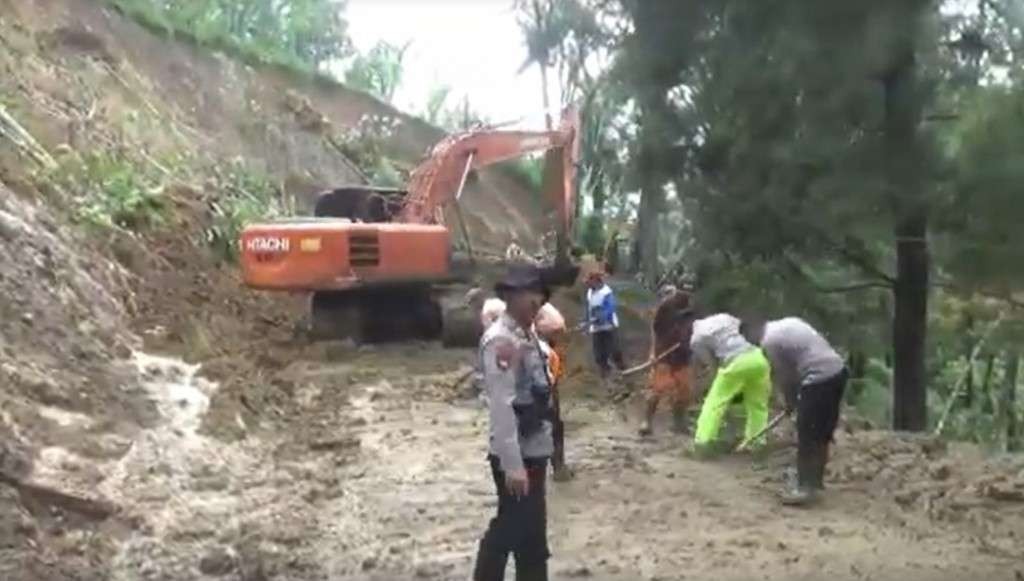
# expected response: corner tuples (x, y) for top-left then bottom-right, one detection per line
(473, 264), (555, 581)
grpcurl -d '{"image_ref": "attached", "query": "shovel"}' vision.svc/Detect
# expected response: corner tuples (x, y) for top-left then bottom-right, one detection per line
(735, 410), (790, 452)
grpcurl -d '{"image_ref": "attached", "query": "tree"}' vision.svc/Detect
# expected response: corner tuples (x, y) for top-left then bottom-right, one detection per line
(112, 0), (352, 70)
(423, 85), (451, 126)
(344, 40), (410, 103)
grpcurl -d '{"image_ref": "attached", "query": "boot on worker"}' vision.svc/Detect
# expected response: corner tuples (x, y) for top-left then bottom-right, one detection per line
(639, 285), (696, 437)
(742, 316), (848, 507)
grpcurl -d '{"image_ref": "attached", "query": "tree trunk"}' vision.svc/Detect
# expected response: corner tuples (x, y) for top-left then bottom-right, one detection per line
(848, 350), (867, 400)
(635, 178), (662, 284)
(539, 63), (553, 131)
(884, 14), (929, 432)
(892, 219), (929, 432)
(1003, 353), (1019, 452)
(961, 314), (975, 408)
(531, 0), (554, 131)
(981, 353), (996, 415)
(961, 359), (974, 409)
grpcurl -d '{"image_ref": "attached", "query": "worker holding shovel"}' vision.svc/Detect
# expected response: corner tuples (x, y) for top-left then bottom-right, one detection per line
(742, 317), (849, 507)
(639, 285), (697, 436)
(582, 269), (626, 384)
(688, 313), (772, 459)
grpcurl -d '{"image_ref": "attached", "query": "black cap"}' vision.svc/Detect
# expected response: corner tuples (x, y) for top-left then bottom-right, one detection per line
(494, 263), (551, 302)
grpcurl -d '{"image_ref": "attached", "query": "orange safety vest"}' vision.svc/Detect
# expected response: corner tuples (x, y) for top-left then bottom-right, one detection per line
(547, 348), (563, 385)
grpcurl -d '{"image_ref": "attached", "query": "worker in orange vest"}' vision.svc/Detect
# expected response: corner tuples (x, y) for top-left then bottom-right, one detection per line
(536, 302), (573, 482)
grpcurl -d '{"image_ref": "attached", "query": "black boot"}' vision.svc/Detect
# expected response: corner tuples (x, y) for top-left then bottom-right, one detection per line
(514, 557), (549, 581)
(671, 404), (688, 434)
(811, 443), (828, 491)
(780, 444), (820, 507)
(473, 538), (509, 581)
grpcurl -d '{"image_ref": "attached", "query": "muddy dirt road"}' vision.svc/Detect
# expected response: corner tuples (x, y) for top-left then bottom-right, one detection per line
(23, 340), (1018, 581)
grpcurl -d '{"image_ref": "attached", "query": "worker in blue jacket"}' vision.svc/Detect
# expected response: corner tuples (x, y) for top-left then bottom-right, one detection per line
(583, 269), (626, 381)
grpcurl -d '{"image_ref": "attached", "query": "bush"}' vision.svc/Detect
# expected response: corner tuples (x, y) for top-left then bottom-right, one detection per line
(51, 152), (165, 231)
(205, 161), (285, 261)
(330, 114), (405, 187)
(847, 358), (893, 428)
(577, 214), (607, 256)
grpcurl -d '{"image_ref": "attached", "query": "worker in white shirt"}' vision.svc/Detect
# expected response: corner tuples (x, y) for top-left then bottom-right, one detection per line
(689, 313), (772, 458)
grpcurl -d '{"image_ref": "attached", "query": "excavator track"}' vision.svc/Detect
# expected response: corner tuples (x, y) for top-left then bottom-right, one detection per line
(309, 285), (443, 344)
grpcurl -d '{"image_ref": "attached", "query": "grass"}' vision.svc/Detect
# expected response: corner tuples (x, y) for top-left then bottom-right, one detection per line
(104, 0), (334, 85)
(49, 152), (166, 232)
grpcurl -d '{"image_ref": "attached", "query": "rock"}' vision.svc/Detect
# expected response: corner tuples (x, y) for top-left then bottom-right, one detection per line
(361, 557), (377, 571)
(982, 482), (1024, 502)
(564, 566), (593, 577)
(415, 564), (434, 578)
(894, 489), (920, 507)
(918, 436), (948, 458)
(199, 547), (236, 576)
(309, 436), (360, 452)
(0, 439), (33, 482)
(818, 526), (835, 538)
(930, 463), (952, 481)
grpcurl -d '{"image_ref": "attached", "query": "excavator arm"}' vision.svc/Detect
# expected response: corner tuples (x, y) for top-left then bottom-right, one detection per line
(398, 107), (580, 260)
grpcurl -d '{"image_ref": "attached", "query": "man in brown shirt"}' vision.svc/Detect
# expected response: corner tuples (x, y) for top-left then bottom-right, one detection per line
(640, 286), (696, 436)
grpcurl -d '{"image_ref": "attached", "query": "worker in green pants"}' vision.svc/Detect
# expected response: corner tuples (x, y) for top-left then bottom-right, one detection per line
(689, 313), (771, 457)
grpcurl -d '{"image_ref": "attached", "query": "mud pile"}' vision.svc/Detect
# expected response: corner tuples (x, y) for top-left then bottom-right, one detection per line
(832, 430), (1024, 558)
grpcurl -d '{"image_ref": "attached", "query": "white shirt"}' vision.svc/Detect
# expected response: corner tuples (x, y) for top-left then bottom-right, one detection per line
(690, 313), (754, 367)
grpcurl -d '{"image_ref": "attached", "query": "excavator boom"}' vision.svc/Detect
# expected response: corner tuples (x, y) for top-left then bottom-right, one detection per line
(399, 108), (579, 245)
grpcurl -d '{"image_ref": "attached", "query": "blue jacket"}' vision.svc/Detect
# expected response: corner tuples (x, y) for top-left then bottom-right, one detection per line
(585, 284), (619, 333)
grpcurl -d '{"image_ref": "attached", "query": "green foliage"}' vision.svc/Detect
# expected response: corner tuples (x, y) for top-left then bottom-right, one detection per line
(498, 157), (545, 194)
(435, 96), (489, 132)
(344, 41), (410, 103)
(107, 0), (352, 73)
(423, 85), (451, 125)
(848, 358), (894, 428)
(330, 114), (405, 187)
(205, 161), (284, 261)
(940, 86), (1024, 290)
(516, 0), (1024, 441)
(51, 152), (165, 231)
(577, 213), (606, 256)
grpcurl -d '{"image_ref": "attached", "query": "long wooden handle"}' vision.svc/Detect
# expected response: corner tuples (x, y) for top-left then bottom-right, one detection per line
(619, 341), (683, 377)
(736, 410), (790, 451)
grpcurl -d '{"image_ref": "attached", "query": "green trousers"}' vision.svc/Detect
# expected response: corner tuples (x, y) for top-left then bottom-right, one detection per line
(694, 348), (771, 447)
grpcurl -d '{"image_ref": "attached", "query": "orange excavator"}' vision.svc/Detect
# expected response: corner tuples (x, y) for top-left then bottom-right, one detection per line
(239, 107), (581, 344)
